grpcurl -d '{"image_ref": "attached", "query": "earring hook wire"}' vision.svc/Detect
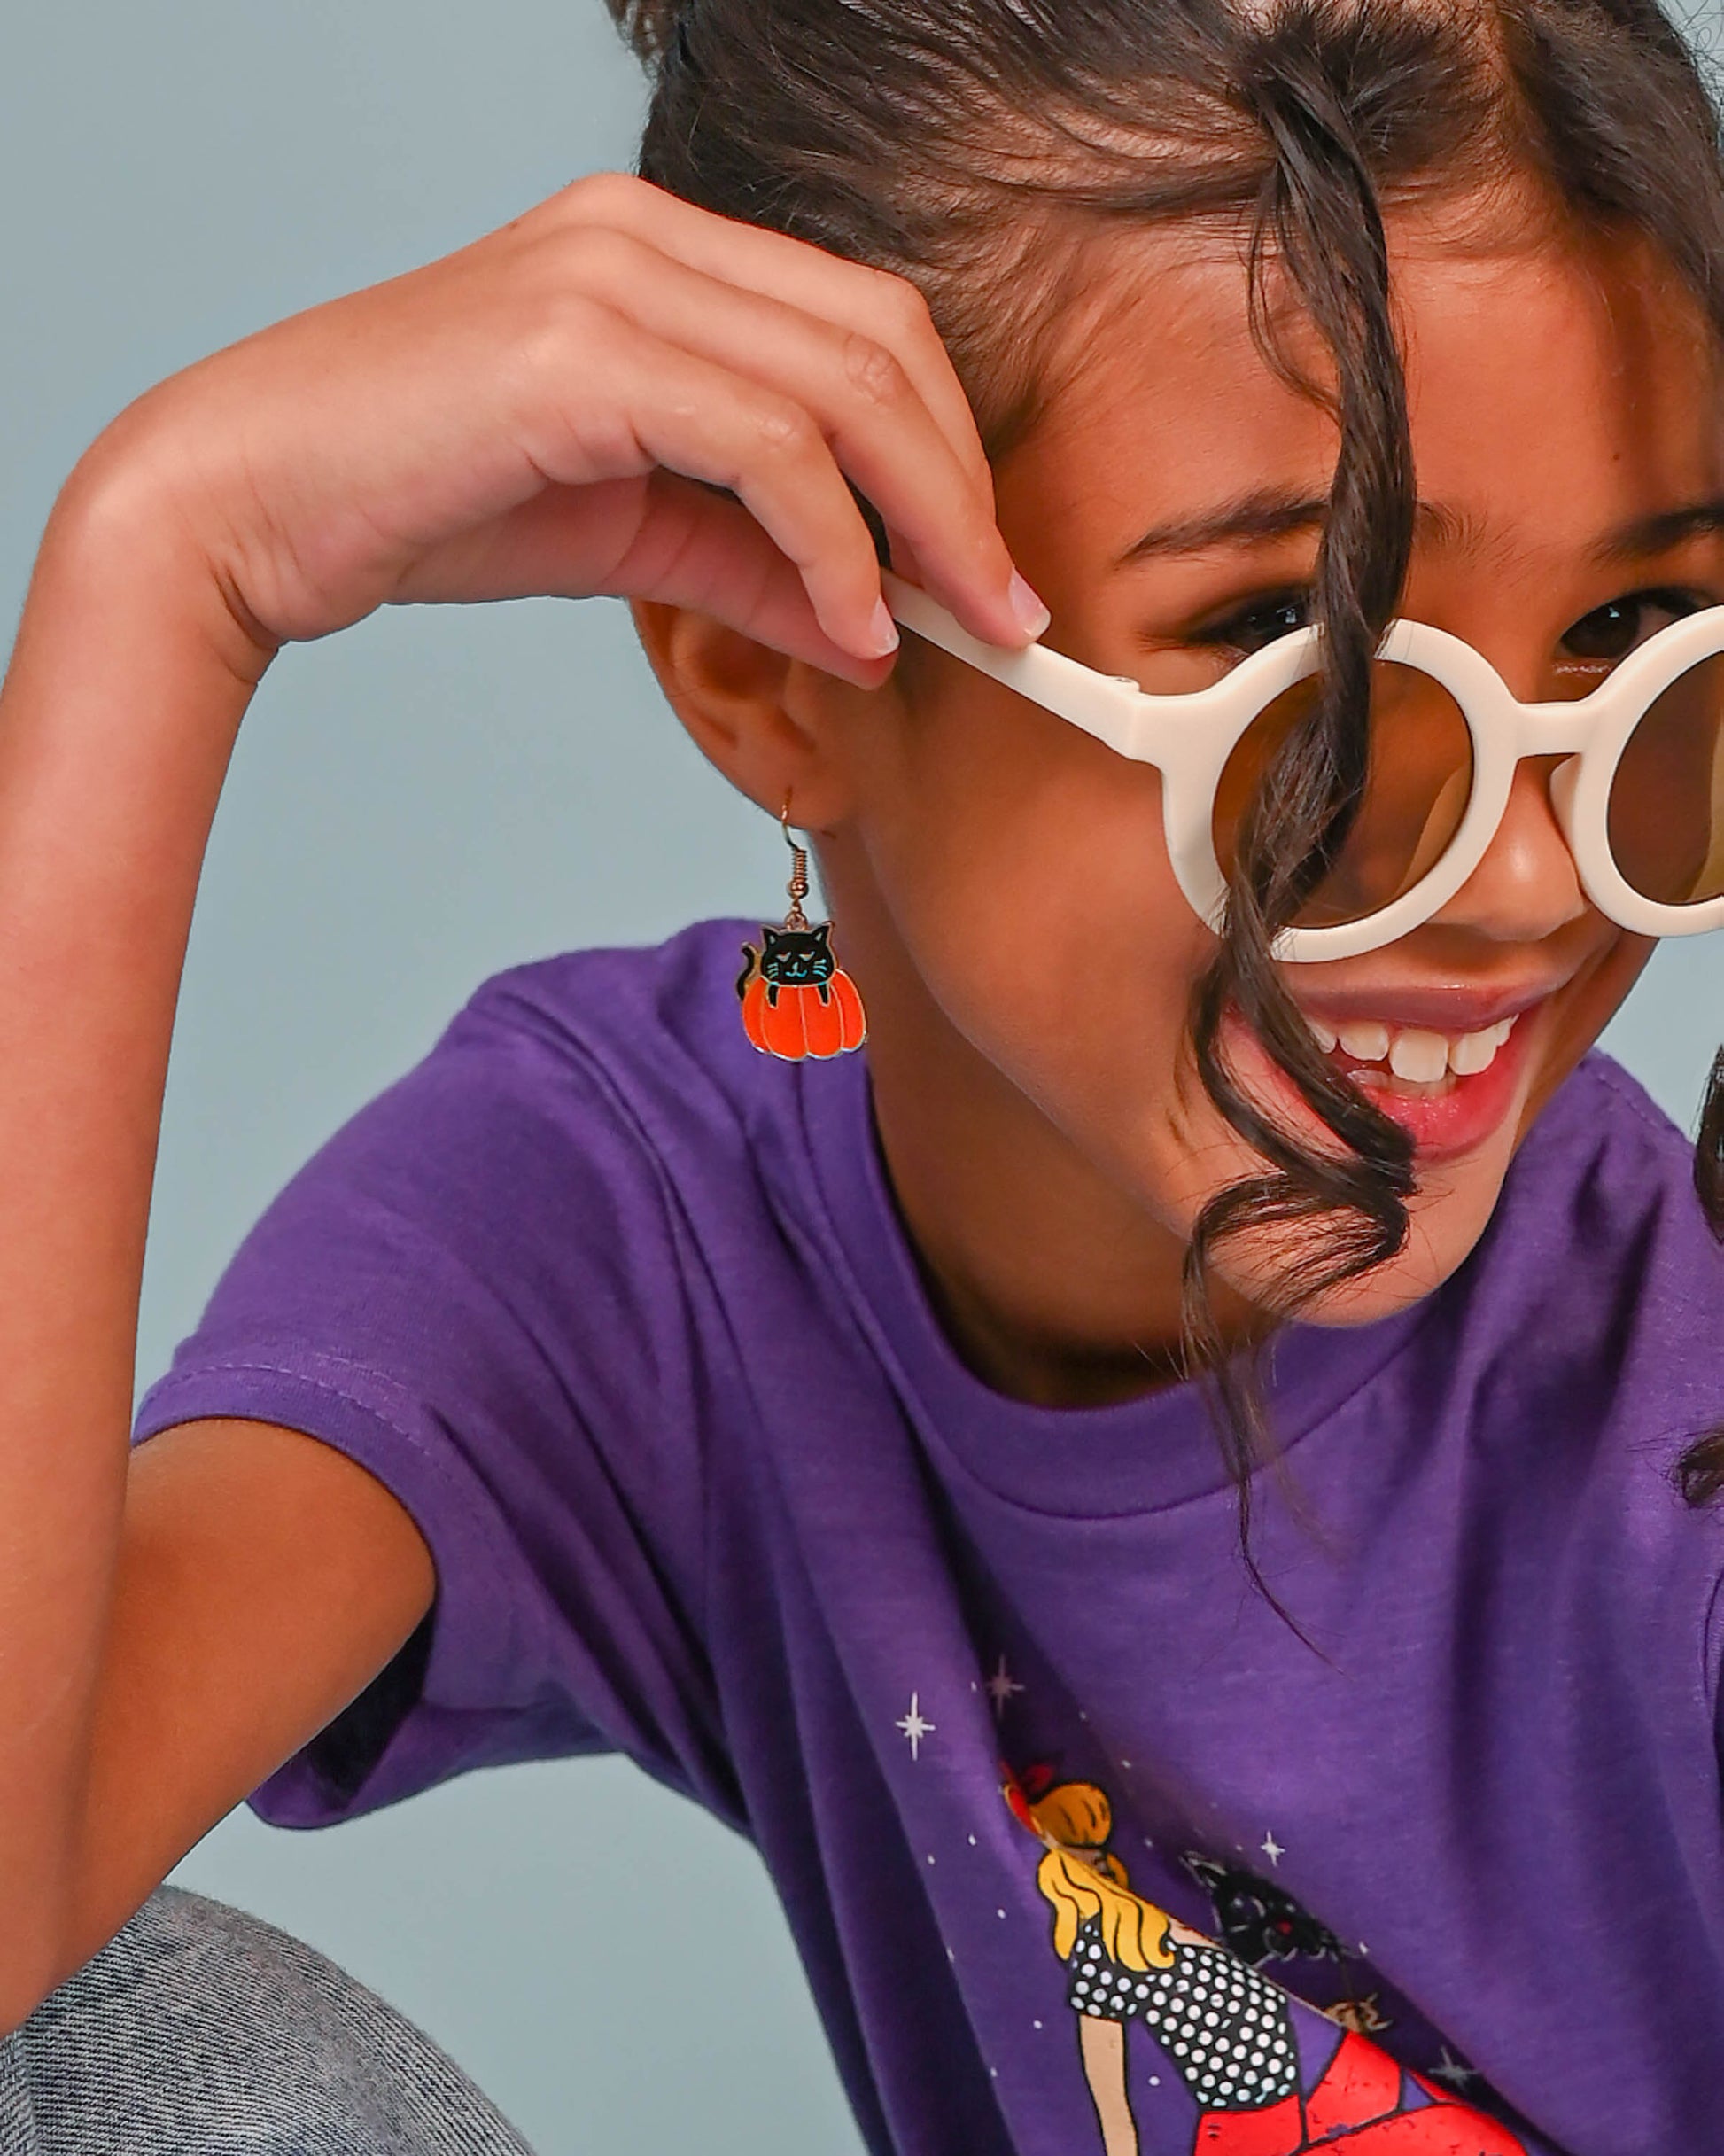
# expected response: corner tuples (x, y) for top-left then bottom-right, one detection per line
(780, 794), (811, 930)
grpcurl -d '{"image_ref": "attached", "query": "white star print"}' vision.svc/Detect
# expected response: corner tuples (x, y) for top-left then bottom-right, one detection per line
(897, 1693), (936, 1761)
(1431, 2047), (1481, 2090)
(984, 1655), (1025, 1716)
(1260, 1832), (1285, 1867)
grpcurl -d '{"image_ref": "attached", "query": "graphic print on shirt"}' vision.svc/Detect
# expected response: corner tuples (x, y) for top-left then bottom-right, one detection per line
(1183, 1855), (1348, 1971)
(1328, 1995), (1395, 2038)
(1001, 1764), (1529, 2156)
(1179, 1854), (1395, 2036)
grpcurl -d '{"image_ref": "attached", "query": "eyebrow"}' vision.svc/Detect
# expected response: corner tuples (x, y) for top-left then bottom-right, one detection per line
(1114, 489), (1326, 565)
(1114, 487), (1724, 568)
(1596, 500), (1724, 560)
(1114, 487), (1464, 565)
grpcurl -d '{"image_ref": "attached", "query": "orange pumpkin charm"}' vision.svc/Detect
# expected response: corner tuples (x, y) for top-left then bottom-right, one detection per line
(737, 922), (867, 1061)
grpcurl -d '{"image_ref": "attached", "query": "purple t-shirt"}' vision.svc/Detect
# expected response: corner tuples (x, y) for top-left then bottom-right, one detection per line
(133, 919), (1724, 2156)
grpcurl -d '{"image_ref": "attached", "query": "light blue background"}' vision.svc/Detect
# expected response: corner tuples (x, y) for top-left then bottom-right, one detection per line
(4, 8), (1721, 2152)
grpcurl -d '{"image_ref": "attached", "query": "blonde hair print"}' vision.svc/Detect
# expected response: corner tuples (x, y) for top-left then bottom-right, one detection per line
(1014, 1775), (1175, 1975)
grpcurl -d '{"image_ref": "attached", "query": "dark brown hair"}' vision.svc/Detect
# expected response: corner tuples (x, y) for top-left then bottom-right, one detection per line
(605, 0), (1724, 1549)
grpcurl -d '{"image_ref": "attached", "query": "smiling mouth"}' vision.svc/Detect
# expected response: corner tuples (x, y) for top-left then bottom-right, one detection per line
(1222, 976), (1563, 1163)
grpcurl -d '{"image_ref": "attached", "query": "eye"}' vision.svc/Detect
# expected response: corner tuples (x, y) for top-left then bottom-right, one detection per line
(1188, 589), (1313, 658)
(1557, 588), (1706, 674)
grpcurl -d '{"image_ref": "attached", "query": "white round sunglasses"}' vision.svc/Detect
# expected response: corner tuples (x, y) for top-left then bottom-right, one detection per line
(881, 568), (1724, 963)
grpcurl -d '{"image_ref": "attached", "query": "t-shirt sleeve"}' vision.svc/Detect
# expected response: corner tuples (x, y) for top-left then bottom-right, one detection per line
(131, 978), (739, 1831)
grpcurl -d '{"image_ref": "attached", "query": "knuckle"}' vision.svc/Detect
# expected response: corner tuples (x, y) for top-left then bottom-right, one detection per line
(554, 222), (644, 292)
(561, 168), (645, 223)
(513, 283), (615, 377)
(872, 267), (936, 336)
(843, 331), (908, 409)
(755, 397), (821, 458)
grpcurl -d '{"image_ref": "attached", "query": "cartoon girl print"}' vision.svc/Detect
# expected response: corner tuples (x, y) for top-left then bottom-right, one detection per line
(1002, 1767), (1529, 2156)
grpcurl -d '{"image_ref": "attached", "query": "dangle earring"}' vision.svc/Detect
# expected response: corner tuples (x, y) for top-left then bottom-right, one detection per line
(737, 802), (868, 1062)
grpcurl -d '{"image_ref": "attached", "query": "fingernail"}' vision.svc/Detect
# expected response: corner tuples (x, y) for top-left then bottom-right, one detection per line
(863, 597), (900, 658)
(1009, 571), (1052, 641)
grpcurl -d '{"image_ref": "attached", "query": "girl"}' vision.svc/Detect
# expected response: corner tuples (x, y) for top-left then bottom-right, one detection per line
(4, 2), (1723, 2152)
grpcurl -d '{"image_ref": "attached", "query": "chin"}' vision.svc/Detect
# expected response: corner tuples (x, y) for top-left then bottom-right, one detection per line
(1205, 1159), (1513, 1331)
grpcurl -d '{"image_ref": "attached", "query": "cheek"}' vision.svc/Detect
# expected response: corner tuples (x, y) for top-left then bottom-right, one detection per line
(860, 666), (1213, 1128)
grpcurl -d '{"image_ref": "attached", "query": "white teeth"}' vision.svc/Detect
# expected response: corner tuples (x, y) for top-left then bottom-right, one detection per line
(1388, 1028), (1449, 1084)
(1447, 1028), (1498, 1077)
(1314, 1007), (1526, 1084)
(1337, 1019), (1391, 1062)
(1447, 1015), (1518, 1075)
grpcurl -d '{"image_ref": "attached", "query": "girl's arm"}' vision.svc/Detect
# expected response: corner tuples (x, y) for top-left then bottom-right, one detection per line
(0, 170), (1037, 2022)
(1078, 2016), (1140, 2156)
(0, 472), (439, 2012)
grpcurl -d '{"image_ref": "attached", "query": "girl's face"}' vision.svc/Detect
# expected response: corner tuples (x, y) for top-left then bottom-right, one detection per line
(807, 210), (1723, 1370)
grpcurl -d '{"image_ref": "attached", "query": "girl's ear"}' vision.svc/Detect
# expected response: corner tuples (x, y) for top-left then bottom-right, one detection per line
(629, 598), (863, 827)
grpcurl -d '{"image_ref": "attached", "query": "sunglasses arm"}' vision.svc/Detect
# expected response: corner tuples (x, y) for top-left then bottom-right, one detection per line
(880, 570), (1172, 765)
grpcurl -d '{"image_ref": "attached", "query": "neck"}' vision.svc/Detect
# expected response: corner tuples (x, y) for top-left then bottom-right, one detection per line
(842, 886), (1249, 1410)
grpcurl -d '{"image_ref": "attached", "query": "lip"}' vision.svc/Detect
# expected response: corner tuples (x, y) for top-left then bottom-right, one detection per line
(1288, 978), (1568, 1039)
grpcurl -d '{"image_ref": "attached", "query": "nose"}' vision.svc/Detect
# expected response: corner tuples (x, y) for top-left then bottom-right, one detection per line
(1427, 753), (1590, 943)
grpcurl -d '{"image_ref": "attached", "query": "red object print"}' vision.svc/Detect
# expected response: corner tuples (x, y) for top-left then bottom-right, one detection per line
(1196, 2032), (1526, 2155)
(1197, 2090), (1305, 2154)
(1302, 2031), (1402, 2136)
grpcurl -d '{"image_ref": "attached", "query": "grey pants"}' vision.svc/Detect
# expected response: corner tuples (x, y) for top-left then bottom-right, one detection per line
(0, 1887), (535, 2154)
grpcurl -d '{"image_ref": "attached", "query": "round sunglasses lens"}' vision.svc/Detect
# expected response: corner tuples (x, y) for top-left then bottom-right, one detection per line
(1607, 651), (1724, 907)
(1211, 662), (1473, 928)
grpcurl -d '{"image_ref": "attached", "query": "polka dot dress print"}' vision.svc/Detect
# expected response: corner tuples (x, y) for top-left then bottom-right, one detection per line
(1068, 1919), (1300, 2110)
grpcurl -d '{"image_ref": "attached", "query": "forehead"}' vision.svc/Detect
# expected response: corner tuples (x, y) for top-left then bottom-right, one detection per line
(1001, 213), (1722, 572)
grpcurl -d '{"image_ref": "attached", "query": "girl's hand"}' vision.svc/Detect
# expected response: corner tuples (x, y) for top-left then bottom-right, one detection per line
(104, 171), (1044, 687)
